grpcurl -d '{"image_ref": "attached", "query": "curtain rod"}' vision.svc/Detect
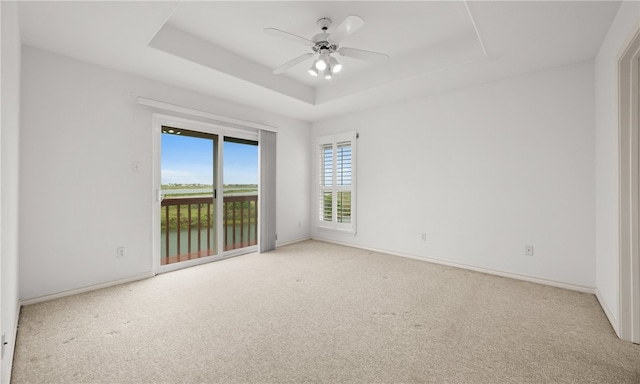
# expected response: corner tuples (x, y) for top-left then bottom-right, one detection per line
(137, 97), (278, 133)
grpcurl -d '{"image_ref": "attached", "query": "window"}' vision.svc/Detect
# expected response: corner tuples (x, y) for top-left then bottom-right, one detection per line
(316, 132), (357, 233)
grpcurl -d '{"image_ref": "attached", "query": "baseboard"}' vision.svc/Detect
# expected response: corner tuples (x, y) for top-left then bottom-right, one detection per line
(21, 241), (307, 306)
(3, 299), (21, 384)
(276, 236), (311, 248)
(20, 272), (154, 306)
(312, 237), (596, 294)
(595, 289), (620, 336)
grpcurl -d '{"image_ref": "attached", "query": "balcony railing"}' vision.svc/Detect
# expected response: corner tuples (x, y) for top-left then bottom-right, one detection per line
(160, 195), (258, 265)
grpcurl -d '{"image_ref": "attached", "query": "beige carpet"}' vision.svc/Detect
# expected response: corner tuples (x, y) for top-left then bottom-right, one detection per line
(11, 240), (640, 383)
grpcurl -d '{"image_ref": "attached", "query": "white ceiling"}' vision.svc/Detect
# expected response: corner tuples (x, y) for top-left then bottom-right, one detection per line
(17, 1), (621, 122)
(166, 2), (478, 87)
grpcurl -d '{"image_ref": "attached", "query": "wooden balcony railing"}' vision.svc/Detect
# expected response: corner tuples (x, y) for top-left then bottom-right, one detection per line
(222, 195), (259, 251)
(160, 195), (258, 265)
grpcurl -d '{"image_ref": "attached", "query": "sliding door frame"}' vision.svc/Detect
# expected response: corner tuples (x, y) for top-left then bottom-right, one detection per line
(152, 114), (259, 274)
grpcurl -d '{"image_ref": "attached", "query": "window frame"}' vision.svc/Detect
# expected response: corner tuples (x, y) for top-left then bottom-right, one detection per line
(315, 132), (357, 234)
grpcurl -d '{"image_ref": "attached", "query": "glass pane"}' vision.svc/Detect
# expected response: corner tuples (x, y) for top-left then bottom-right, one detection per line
(320, 191), (332, 222)
(161, 127), (217, 265)
(337, 191), (351, 223)
(337, 142), (352, 186)
(223, 139), (259, 251)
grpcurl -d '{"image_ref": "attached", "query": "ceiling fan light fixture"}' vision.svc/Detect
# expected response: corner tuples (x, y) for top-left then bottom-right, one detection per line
(329, 56), (342, 73)
(315, 56), (327, 71)
(323, 67), (332, 80)
(308, 64), (319, 76)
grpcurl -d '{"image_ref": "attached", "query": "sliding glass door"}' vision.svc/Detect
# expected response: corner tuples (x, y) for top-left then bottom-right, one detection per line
(154, 116), (260, 273)
(223, 138), (258, 251)
(160, 127), (218, 266)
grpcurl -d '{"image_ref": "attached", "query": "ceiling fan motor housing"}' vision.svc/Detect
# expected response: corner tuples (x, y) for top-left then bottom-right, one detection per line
(311, 34), (337, 54)
(313, 18), (338, 54)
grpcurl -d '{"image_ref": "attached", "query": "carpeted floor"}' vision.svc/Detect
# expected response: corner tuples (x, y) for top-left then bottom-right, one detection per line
(11, 240), (640, 383)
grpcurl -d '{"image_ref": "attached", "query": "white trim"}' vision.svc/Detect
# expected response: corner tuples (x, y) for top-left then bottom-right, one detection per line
(138, 97), (277, 132)
(276, 236), (312, 248)
(20, 273), (154, 306)
(617, 22), (640, 344)
(145, 3), (182, 46)
(596, 289), (620, 335)
(312, 237), (596, 294)
(314, 132), (357, 234)
(463, 0), (489, 58)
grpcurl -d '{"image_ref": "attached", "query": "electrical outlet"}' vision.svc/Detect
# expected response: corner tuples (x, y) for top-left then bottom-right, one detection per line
(117, 247), (126, 259)
(421, 233), (427, 241)
(525, 245), (534, 256)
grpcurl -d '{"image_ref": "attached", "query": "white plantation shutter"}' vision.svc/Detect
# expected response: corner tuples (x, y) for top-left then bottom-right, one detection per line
(319, 144), (333, 222)
(316, 132), (357, 233)
(336, 142), (352, 224)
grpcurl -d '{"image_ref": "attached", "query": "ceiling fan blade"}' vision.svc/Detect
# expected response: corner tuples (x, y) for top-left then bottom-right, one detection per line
(273, 53), (314, 74)
(338, 47), (389, 63)
(328, 15), (364, 44)
(264, 28), (314, 46)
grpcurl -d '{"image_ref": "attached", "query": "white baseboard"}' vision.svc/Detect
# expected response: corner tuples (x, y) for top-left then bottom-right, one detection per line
(276, 236), (311, 248)
(21, 272), (154, 306)
(312, 237), (596, 294)
(21, 240), (308, 307)
(595, 289), (620, 336)
(3, 300), (21, 384)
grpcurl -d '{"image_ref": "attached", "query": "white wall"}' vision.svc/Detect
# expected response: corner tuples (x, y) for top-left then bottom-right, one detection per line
(312, 61), (596, 288)
(275, 123), (310, 245)
(19, 46), (310, 300)
(1, 2), (21, 383)
(594, 1), (640, 331)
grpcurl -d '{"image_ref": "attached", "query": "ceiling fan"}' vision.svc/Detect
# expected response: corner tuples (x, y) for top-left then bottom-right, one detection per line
(264, 15), (389, 79)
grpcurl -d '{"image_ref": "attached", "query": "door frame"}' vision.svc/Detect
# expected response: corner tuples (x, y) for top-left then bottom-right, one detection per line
(618, 24), (640, 344)
(152, 114), (259, 274)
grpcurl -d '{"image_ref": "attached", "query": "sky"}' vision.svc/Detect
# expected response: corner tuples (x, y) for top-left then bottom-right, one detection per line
(161, 133), (258, 185)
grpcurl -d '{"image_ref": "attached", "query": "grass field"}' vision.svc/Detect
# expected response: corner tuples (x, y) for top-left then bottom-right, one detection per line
(162, 184), (257, 197)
